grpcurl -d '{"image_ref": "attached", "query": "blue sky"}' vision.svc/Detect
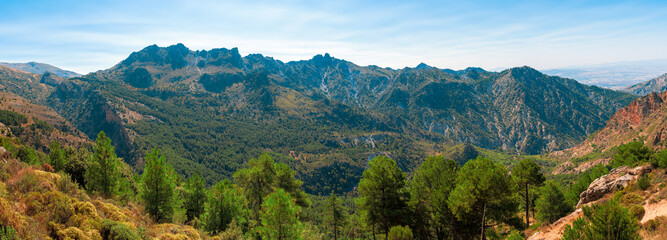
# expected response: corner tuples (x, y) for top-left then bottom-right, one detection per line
(1, 0), (667, 74)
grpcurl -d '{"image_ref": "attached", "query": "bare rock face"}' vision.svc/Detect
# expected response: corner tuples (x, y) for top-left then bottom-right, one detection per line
(577, 164), (654, 207)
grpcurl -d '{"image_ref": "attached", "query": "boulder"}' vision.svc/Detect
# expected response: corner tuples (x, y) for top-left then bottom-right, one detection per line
(577, 164), (654, 207)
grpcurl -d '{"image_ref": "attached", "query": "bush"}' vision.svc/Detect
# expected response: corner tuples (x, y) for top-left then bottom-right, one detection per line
(629, 205), (645, 220)
(388, 225), (413, 240)
(0, 226), (17, 240)
(612, 140), (653, 168)
(638, 175), (651, 190)
(621, 193), (644, 205)
(506, 231), (525, 240)
(652, 149), (667, 168)
(562, 200), (640, 240)
(101, 220), (139, 240)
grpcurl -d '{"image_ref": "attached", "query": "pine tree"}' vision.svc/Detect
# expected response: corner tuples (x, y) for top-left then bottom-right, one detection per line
(562, 200), (640, 240)
(275, 162), (310, 208)
(201, 180), (249, 234)
(356, 156), (409, 238)
(86, 131), (122, 198)
(64, 146), (90, 187)
(259, 188), (302, 240)
(409, 155), (457, 239)
(184, 172), (207, 222)
(612, 140), (652, 168)
(535, 181), (571, 223)
(512, 158), (545, 228)
(234, 153), (276, 221)
(234, 153), (308, 221)
(140, 148), (177, 223)
(324, 192), (347, 240)
(48, 140), (67, 172)
(448, 157), (515, 240)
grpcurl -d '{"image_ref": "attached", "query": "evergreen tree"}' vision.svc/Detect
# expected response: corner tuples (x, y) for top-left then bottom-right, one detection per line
(140, 148), (177, 223)
(259, 188), (302, 240)
(512, 158), (545, 228)
(324, 192), (347, 240)
(86, 131), (122, 198)
(651, 149), (667, 168)
(201, 180), (249, 234)
(356, 156), (409, 238)
(48, 140), (67, 172)
(64, 146), (90, 187)
(562, 200), (640, 240)
(448, 157), (515, 240)
(275, 162), (310, 208)
(234, 153), (308, 221)
(535, 181), (571, 223)
(612, 140), (653, 168)
(234, 153), (276, 221)
(409, 155), (457, 239)
(184, 172), (207, 222)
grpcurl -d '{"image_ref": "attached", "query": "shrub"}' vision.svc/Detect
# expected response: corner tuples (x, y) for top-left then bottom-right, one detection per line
(612, 140), (653, 168)
(629, 205), (645, 220)
(644, 218), (661, 231)
(101, 220), (139, 240)
(638, 175), (651, 190)
(506, 231), (525, 240)
(622, 193), (644, 206)
(0, 226), (17, 240)
(42, 163), (54, 172)
(388, 225), (413, 240)
(562, 200), (640, 240)
(652, 149), (667, 168)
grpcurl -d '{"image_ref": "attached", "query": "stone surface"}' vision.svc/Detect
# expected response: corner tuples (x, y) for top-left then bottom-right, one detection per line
(577, 164), (654, 207)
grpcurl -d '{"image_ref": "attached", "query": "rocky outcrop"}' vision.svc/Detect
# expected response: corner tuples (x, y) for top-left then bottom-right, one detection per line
(554, 91), (667, 160)
(0, 122), (11, 138)
(577, 164), (654, 207)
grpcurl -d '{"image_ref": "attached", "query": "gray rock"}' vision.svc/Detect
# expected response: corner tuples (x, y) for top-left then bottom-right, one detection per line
(577, 164), (654, 207)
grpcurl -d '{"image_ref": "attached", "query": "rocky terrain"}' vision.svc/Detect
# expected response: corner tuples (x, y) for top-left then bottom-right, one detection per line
(530, 164), (667, 240)
(0, 44), (638, 193)
(86, 44), (634, 155)
(554, 91), (667, 162)
(624, 72), (667, 96)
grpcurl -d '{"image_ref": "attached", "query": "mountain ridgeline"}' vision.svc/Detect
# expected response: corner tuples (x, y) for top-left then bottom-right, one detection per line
(2, 43), (635, 194)
(0, 61), (82, 78)
(624, 72), (667, 96)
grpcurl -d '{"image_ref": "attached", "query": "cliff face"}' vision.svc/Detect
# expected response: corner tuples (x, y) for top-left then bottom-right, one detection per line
(556, 91), (667, 159)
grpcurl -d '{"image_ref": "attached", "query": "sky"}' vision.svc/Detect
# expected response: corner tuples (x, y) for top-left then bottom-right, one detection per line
(1, 0), (667, 74)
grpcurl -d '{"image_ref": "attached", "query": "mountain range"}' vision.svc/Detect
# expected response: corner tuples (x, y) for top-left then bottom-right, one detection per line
(0, 61), (81, 78)
(623, 72), (667, 96)
(0, 44), (640, 193)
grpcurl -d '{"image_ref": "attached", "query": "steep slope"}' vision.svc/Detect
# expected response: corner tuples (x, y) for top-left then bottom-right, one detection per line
(0, 61), (82, 78)
(39, 44), (636, 194)
(0, 92), (89, 151)
(529, 164), (667, 240)
(0, 65), (52, 101)
(624, 73), (667, 96)
(89, 44), (634, 153)
(555, 91), (667, 162)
